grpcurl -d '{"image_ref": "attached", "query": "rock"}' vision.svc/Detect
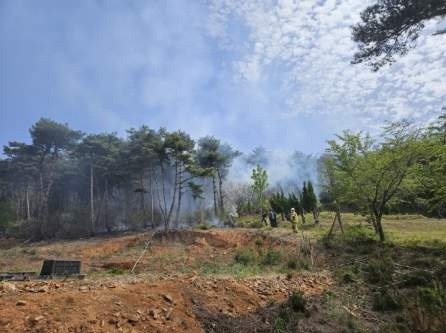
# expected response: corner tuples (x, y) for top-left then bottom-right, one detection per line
(163, 294), (173, 304)
(127, 315), (139, 325)
(108, 318), (119, 325)
(0, 282), (17, 292)
(79, 286), (89, 292)
(149, 309), (160, 319)
(38, 286), (49, 293)
(32, 316), (44, 323)
(16, 300), (27, 306)
(165, 309), (172, 320)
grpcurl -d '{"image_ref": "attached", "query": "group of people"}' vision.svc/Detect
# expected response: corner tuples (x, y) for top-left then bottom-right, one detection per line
(262, 207), (300, 232)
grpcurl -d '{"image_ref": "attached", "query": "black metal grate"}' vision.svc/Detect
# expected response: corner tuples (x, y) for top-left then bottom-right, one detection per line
(40, 260), (81, 276)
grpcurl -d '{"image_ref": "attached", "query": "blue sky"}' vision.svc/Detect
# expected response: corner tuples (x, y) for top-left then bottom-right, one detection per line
(1, 0), (445, 155)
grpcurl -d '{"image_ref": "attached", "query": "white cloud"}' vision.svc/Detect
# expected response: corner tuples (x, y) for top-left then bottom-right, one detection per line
(206, 0), (446, 127)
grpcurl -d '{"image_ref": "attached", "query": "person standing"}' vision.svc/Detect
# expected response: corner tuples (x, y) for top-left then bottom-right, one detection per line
(269, 209), (278, 228)
(290, 207), (299, 233)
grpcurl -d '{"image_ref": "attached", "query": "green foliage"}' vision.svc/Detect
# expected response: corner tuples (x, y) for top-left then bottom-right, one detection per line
(288, 290), (307, 313)
(251, 164), (268, 214)
(234, 248), (257, 265)
(364, 255), (394, 285)
(261, 250), (282, 266)
(107, 267), (126, 275)
(401, 270), (434, 288)
(352, 0), (446, 70)
(372, 288), (403, 312)
(336, 266), (359, 284)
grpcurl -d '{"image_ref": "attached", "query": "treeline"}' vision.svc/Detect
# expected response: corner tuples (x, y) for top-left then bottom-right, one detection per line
(0, 118), (239, 239)
(318, 113), (446, 241)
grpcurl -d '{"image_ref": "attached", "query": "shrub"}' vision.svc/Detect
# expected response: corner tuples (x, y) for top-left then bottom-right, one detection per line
(234, 248), (256, 265)
(335, 266), (358, 284)
(364, 256), (394, 284)
(288, 291), (307, 313)
(372, 289), (403, 311)
(262, 250), (282, 266)
(401, 270), (434, 288)
(107, 267), (126, 275)
(407, 283), (446, 332)
(195, 223), (211, 230)
(287, 257), (310, 270)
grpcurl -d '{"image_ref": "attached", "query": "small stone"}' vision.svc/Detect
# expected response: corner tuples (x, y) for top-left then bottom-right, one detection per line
(162, 294), (173, 304)
(128, 315), (139, 325)
(149, 309), (160, 319)
(16, 300), (27, 306)
(32, 316), (44, 323)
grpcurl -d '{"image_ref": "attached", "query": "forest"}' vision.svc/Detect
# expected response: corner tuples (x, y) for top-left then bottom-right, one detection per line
(0, 113), (444, 242)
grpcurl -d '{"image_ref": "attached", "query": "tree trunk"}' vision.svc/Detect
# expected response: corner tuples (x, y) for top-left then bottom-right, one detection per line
(104, 177), (110, 232)
(212, 174), (218, 216)
(336, 205), (344, 235)
(90, 164), (95, 235)
(375, 213), (385, 241)
(175, 163), (183, 226)
(139, 173), (145, 220)
(300, 210), (306, 224)
(312, 209), (319, 224)
(149, 170), (154, 229)
(217, 169), (224, 215)
(26, 185), (31, 221)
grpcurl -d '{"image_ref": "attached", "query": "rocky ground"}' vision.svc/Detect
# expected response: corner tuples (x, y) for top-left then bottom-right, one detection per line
(2, 224), (444, 332)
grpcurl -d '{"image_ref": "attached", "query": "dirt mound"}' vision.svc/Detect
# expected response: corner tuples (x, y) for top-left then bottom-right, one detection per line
(152, 230), (230, 248)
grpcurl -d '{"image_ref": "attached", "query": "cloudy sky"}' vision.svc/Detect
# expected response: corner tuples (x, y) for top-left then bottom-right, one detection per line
(1, 0), (445, 155)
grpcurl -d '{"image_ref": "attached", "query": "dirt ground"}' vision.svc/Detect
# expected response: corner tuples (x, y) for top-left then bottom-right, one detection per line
(2, 224), (443, 332)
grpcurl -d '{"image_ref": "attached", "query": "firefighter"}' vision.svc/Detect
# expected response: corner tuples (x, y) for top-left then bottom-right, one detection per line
(290, 207), (299, 233)
(269, 209), (278, 228)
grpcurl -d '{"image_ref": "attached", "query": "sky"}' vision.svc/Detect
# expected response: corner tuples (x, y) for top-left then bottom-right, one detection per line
(1, 0), (445, 156)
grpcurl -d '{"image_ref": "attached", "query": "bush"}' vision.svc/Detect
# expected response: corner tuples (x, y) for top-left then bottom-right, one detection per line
(372, 289), (403, 311)
(401, 270), (434, 288)
(335, 266), (358, 284)
(287, 257), (310, 270)
(364, 256), (394, 284)
(195, 223), (212, 230)
(262, 250), (282, 266)
(234, 248), (256, 265)
(107, 267), (126, 275)
(408, 283), (446, 332)
(288, 291), (307, 313)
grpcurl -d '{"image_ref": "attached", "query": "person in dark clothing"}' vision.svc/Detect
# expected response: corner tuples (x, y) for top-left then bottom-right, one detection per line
(269, 209), (278, 228)
(261, 212), (268, 226)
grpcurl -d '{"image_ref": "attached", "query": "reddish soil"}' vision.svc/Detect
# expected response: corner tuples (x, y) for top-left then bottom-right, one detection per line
(0, 229), (340, 332)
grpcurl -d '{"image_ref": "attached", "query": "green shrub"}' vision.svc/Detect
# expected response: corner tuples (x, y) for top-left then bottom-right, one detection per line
(287, 257), (310, 270)
(107, 267), (126, 275)
(288, 291), (307, 313)
(336, 266), (358, 284)
(407, 283), (446, 332)
(262, 250), (282, 266)
(255, 238), (264, 248)
(416, 283), (446, 315)
(195, 223), (212, 230)
(372, 289), (403, 311)
(273, 316), (288, 333)
(401, 270), (434, 288)
(364, 256), (394, 284)
(234, 248), (256, 265)
(287, 258), (298, 270)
